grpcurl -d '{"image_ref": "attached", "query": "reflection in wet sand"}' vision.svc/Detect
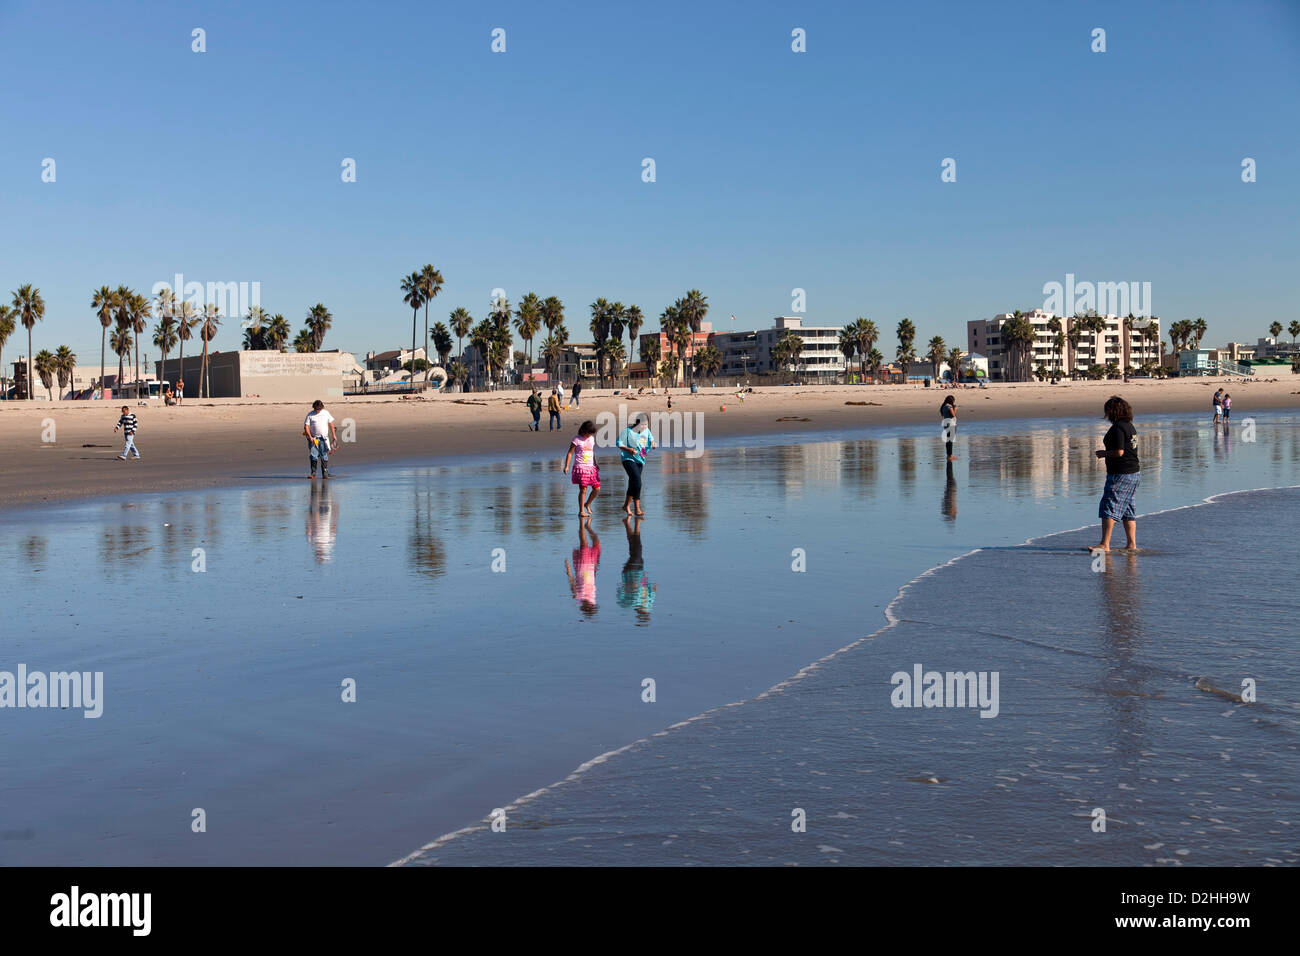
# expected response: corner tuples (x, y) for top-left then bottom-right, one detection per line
(565, 520), (600, 617)
(616, 517), (655, 625)
(410, 484), (445, 579)
(942, 461), (957, 521)
(306, 481), (339, 564)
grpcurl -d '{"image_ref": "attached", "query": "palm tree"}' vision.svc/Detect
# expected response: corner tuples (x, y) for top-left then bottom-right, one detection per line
(540, 334), (565, 382)
(431, 321), (453, 367)
(515, 293), (543, 371)
(868, 347), (883, 382)
(895, 317), (917, 383)
(54, 345), (76, 398)
(488, 308), (513, 385)
(243, 305), (268, 350)
(1268, 321), (1283, 341)
(129, 292), (151, 398)
(694, 344), (721, 381)
(1001, 312), (1037, 382)
(111, 325), (132, 396)
(641, 337), (660, 385)
(589, 298), (612, 387)
(1289, 321), (1300, 346)
(11, 285), (46, 401)
(542, 296), (565, 341)
(946, 346), (964, 384)
(469, 319), (491, 388)
(449, 307), (473, 364)
(0, 305), (15, 398)
(925, 335), (947, 380)
(199, 303), (222, 397)
(152, 286), (176, 388)
(599, 338), (627, 384)
(176, 300), (198, 393)
(838, 327), (857, 382)
(91, 286), (116, 399)
(418, 265), (444, 383)
(1046, 315), (1063, 374)
(34, 349), (57, 400)
(153, 316), (178, 389)
(293, 327), (316, 353)
(773, 333), (804, 380)
(306, 304), (332, 351)
(1192, 317), (1208, 349)
(675, 290), (709, 385)
(624, 305), (644, 370)
(401, 272), (425, 381)
(658, 353), (680, 385)
(265, 314), (291, 351)
(669, 321), (691, 387)
(853, 318), (878, 381)
(445, 359), (467, 390)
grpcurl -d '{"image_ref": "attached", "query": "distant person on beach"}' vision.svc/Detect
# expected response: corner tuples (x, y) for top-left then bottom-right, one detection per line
(1212, 388), (1223, 424)
(556, 380), (565, 407)
(174, 378), (183, 405)
(1222, 393), (1232, 422)
(618, 413), (657, 516)
(548, 388), (562, 430)
(1092, 395), (1140, 552)
(562, 419), (601, 516)
(564, 520), (600, 617)
(303, 399), (338, 479)
(526, 388), (542, 431)
(572, 378), (583, 408)
(940, 395), (957, 461)
(114, 406), (141, 460)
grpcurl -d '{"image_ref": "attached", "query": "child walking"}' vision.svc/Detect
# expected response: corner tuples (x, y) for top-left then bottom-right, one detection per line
(562, 420), (601, 516)
(1092, 395), (1140, 552)
(617, 413), (656, 516)
(114, 405), (141, 460)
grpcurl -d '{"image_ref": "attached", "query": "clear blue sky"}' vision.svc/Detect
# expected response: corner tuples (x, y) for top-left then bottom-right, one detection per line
(2, 0), (1297, 365)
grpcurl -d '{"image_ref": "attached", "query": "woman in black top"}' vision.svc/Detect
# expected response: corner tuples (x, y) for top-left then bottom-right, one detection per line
(1092, 395), (1140, 552)
(940, 395), (957, 461)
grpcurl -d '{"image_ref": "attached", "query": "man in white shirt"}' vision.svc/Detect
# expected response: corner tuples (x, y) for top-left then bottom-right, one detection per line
(303, 399), (339, 478)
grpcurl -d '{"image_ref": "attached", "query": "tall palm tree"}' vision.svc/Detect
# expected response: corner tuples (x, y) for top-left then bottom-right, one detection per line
(589, 298), (612, 387)
(540, 334), (565, 382)
(418, 265), (444, 383)
(431, 321), (453, 367)
(693, 344), (721, 381)
(599, 338), (627, 385)
(111, 325), (132, 396)
(1001, 312), (1037, 382)
(624, 305), (644, 370)
(153, 315), (178, 389)
(293, 327), (316, 353)
(243, 305), (268, 350)
(679, 290), (709, 385)
(1192, 317), (1208, 349)
(265, 314), (291, 351)
(0, 305), (15, 398)
(541, 296), (565, 337)
(401, 273), (424, 382)
(199, 303), (222, 397)
(1289, 321), (1300, 346)
(469, 319), (491, 388)
(868, 347), (883, 382)
(925, 335), (947, 380)
(1268, 321), (1283, 341)
(853, 318), (878, 381)
(449, 307), (473, 364)
(176, 300), (198, 393)
(641, 337), (660, 385)
(54, 345), (76, 399)
(34, 349), (57, 400)
(1046, 315), (1063, 374)
(306, 304), (332, 351)
(838, 326), (857, 382)
(129, 292), (151, 398)
(91, 286), (116, 399)
(514, 293), (543, 371)
(895, 317), (917, 383)
(946, 346), (964, 384)
(11, 285), (46, 401)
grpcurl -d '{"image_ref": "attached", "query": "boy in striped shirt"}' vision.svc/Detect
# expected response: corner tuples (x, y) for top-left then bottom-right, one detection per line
(114, 406), (141, 460)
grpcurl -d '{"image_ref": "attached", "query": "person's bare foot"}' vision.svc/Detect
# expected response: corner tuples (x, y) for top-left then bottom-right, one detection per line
(1087, 545), (1109, 553)
(635, 509), (645, 516)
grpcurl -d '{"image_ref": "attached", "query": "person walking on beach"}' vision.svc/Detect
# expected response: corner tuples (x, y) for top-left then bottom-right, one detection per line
(556, 380), (565, 407)
(303, 398), (339, 479)
(562, 419), (601, 516)
(1212, 388), (1223, 424)
(571, 378), (583, 408)
(548, 388), (562, 430)
(618, 413), (657, 516)
(114, 405), (141, 460)
(1222, 392), (1232, 423)
(1092, 395), (1140, 552)
(526, 388), (542, 431)
(940, 395), (958, 462)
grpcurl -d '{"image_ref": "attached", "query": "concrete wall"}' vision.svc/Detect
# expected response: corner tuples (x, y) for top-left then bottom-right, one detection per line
(158, 351), (346, 400)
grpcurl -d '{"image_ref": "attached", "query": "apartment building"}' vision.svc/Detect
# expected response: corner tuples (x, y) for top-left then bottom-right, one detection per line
(967, 310), (1161, 380)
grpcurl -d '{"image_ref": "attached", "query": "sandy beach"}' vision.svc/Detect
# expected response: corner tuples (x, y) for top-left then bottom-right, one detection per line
(1, 375), (1295, 509)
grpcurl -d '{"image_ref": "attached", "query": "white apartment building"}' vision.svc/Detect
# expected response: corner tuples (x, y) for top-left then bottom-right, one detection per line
(754, 316), (846, 380)
(967, 310), (1161, 381)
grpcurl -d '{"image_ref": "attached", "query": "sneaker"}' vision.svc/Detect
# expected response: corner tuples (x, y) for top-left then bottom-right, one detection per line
(118, 455), (127, 460)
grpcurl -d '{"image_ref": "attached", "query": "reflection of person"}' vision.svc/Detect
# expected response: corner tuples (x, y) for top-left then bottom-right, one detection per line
(618, 413), (657, 516)
(304, 399), (339, 478)
(940, 395), (957, 461)
(617, 516), (656, 623)
(564, 519), (600, 617)
(1092, 396), (1140, 552)
(306, 479), (338, 563)
(942, 460), (957, 521)
(562, 420), (601, 516)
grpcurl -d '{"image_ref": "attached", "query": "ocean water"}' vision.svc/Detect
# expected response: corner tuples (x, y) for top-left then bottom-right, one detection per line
(0, 410), (1296, 865)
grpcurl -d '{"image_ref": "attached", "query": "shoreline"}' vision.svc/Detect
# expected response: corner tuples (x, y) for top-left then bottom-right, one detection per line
(1, 377), (1295, 510)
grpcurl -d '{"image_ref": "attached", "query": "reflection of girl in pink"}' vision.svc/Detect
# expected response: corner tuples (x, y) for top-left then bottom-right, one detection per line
(564, 520), (601, 618)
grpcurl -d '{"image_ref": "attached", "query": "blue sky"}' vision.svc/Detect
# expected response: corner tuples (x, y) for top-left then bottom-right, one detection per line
(2, 0), (1297, 364)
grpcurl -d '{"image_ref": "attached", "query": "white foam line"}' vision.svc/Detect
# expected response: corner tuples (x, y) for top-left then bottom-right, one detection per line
(389, 482), (1300, 866)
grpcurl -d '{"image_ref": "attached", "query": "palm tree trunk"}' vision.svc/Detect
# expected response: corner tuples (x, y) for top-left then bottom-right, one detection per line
(411, 309), (418, 390)
(100, 329), (106, 400)
(134, 333), (140, 398)
(423, 303), (430, 384)
(27, 328), (34, 401)
(177, 337), (184, 399)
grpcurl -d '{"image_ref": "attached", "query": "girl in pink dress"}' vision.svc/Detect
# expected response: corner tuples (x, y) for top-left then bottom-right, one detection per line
(562, 420), (601, 516)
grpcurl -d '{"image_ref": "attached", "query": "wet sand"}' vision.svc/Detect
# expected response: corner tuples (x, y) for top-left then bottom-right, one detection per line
(1, 376), (1295, 508)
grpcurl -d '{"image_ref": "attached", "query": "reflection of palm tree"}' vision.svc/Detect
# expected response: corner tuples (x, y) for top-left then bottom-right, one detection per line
(410, 485), (446, 578)
(617, 516), (656, 623)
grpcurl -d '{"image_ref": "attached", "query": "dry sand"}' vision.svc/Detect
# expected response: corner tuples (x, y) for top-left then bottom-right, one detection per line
(1, 376), (1295, 509)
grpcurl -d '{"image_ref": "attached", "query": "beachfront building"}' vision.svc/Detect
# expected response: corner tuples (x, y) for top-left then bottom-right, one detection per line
(638, 323), (714, 385)
(365, 348), (427, 375)
(556, 343), (599, 384)
(460, 343), (517, 388)
(158, 350), (360, 399)
(754, 317), (846, 381)
(712, 331), (760, 378)
(967, 311), (1162, 381)
(1250, 336), (1300, 360)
